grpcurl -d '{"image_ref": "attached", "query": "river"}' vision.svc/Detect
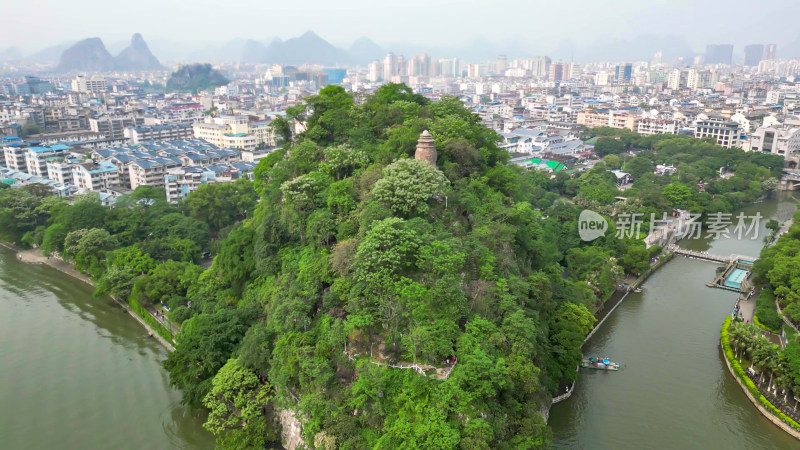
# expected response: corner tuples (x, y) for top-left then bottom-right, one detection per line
(549, 193), (800, 449)
(0, 246), (214, 449)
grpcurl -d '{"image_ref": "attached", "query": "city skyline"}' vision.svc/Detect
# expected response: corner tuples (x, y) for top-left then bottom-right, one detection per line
(4, 0), (800, 59)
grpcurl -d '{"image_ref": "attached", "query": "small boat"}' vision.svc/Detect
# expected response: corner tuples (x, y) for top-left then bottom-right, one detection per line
(581, 357), (620, 371)
(633, 288), (642, 293)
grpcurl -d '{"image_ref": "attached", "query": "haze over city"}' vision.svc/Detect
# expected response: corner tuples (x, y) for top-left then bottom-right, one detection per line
(5, 0), (800, 61)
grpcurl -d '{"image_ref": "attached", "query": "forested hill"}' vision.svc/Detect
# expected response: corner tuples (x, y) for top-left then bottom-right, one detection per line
(162, 84), (615, 449)
(0, 82), (784, 448)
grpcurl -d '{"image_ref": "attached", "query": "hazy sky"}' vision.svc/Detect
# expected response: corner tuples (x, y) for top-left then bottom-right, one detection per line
(7, 0), (800, 52)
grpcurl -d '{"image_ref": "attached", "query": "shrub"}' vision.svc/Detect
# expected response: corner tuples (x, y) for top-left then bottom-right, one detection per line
(720, 317), (800, 430)
(754, 289), (782, 332)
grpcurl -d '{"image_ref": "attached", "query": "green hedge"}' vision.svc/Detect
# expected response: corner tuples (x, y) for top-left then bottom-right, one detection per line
(720, 317), (800, 430)
(128, 297), (173, 343)
(753, 314), (780, 334)
(755, 289), (783, 332)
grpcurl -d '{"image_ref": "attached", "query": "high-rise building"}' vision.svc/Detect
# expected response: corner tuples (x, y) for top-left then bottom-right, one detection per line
(595, 71), (611, 86)
(533, 56), (550, 78)
(667, 69), (685, 90)
(705, 44), (733, 65)
(382, 53), (397, 81)
(615, 63), (633, 81)
(763, 44), (776, 60)
(367, 61), (381, 82)
(496, 55), (507, 75)
(549, 62), (566, 82)
(686, 69), (712, 90)
(408, 55), (420, 77)
(396, 55), (407, 78)
(653, 51), (663, 65)
(744, 44), (764, 66)
(569, 62), (581, 80)
(421, 52), (431, 77)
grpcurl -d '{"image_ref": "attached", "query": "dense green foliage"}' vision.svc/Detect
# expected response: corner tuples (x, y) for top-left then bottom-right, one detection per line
(754, 289), (782, 333)
(166, 63), (230, 93)
(155, 85), (666, 448)
(5, 87), (783, 447)
(721, 317), (800, 430)
(584, 127), (784, 224)
(0, 183), (256, 329)
(751, 211), (800, 411)
(753, 211), (800, 324)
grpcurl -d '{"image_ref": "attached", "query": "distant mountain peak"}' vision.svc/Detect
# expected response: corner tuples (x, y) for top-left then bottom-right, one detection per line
(131, 33), (146, 46)
(350, 37), (385, 65)
(57, 37), (114, 72)
(114, 33), (163, 71)
(239, 30), (351, 66)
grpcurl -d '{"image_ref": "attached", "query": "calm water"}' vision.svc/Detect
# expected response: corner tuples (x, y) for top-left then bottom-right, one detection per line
(549, 194), (800, 449)
(0, 247), (214, 449)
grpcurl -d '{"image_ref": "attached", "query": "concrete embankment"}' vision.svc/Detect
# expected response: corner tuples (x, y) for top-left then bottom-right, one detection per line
(550, 251), (675, 407)
(1, 242), (175, 352)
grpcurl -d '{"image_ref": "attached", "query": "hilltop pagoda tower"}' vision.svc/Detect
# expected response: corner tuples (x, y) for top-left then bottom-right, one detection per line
(414, 130), (437, 167)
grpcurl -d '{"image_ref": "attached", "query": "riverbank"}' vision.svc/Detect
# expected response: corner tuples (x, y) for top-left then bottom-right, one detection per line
(720, 317), (800, 440)
(550, 251), (675, 407)
(0, 242), (175, 352)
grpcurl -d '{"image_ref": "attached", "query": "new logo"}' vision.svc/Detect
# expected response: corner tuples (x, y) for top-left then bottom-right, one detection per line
(578, 210), (608, 241)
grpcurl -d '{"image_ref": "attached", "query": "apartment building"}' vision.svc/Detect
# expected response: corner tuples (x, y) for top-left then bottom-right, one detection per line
(128, 157), (181, 190)
(72, 161), (120, 191)
(3, 145), (27, 171)
(637, 118), (678, 135)
(164, 166), (218, 203)
(46, 157), (80, 185)
(164, 161), (255, 203)
(71, 75), (107, 94)
(577, 111), (639, 131)
(90, 114), (142, 139)
(23, 144), (70, 176)
(746, 125), (800, 162)
(192, 115), (274, 150)
(124, 123), (194, 144)
(693, 118), (742, 149)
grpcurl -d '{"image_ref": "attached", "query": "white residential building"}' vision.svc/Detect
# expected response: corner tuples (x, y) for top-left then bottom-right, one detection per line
(746, 124), (800, 164)
(24, 144), (71, 176)
(164, 166), (218, 203)
(72, 161), (120, 191)
(123, 124), (195, 144)
(693, 118), (742, 149)
(129, 158), (181, 190)
(192, 116), (274, 150)
(637, 118), (678, 135)
(46, 157), (80, 185)
(71, 75), (107, 94)
(2, 145), (27, 171)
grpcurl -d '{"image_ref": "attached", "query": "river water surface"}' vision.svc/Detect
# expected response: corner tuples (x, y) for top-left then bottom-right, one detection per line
(549, 194), (800, 449)
(0, 247), (214, 449)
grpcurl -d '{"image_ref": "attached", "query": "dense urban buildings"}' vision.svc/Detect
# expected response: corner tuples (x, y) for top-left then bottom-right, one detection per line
(2, 39), (800, 205)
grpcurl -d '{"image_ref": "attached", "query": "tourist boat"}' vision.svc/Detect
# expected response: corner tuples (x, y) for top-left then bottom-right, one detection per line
(581, 357), (620, 370)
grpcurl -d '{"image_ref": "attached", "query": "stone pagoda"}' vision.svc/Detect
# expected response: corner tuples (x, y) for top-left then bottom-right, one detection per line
(414, 130), (437, 167)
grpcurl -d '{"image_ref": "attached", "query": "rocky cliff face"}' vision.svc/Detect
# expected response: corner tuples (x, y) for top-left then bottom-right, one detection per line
(114, 33), (163, 70)
(56, 38), (114, 72)
(277, 409), (305, 450)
